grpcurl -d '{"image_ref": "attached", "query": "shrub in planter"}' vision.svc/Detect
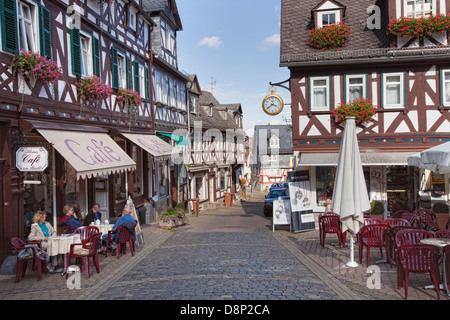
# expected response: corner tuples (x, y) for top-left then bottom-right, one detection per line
(307, 22), (351, 50)
(159, 207), (189, 230)
(369, 200), (385, 216)
(10, 50), (63, 84)
(432, 202), (449, 214)
(332, 98), (377, 125)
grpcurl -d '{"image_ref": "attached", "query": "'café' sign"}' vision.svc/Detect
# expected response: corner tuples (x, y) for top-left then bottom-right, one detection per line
(16, 147), (49, 172)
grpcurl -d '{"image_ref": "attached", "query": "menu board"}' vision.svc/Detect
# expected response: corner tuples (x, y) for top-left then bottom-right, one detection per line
(127, 197), (144, 246)
(288, 171), (316, 233)
(273, 199), (292, 232)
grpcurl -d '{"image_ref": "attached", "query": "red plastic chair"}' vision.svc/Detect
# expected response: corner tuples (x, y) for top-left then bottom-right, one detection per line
(396, 244), (441, 300)
(358, 224), (389, 266)
(364, 218), (383, 226)
(319, 215), (346, 248)
(384, 218), (410, 227)
(415, 209), (441, 234)
(65, 233), (101, 279)
(74, 226), (100, 242)
(392, 210), (411, 218)
(400, 212), (419, 227)
(395, 229), (433, 246)
(435, 229), (450, 239)
(385, 226), (420, 266)
(64, 224), (76, 234)
(105, 225), (136, 259)
(10, 237), (46, 283)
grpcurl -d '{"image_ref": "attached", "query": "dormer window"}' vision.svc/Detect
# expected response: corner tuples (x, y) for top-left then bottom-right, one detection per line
(405, 0), (433, 18)
(312, 0), (345, 29)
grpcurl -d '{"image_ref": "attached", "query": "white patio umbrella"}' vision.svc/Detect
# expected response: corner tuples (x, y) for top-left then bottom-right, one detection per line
(331, 117), (371, 267)
(407, 141), (450, 174)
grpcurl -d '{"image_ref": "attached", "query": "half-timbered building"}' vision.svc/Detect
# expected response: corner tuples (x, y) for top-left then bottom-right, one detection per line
(143, 0), (189, 213)
(251, 125), (294, 192)
(281, 0), (450, 216)
(186, 86), (246, 212)
(0, 0), (171, 263)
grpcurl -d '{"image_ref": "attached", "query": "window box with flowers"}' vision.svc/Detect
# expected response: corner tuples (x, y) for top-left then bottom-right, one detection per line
(75, 75), (113, 109)
(307, 22), (351, 50)
(332, 98), (377, 125)
(388, 14), (450, 40)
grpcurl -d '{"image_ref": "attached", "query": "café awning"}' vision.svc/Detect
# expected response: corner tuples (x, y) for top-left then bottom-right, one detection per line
(37, 129), (136, 180)
(121, 133), (173, 159)
(298, 152), (417, 166)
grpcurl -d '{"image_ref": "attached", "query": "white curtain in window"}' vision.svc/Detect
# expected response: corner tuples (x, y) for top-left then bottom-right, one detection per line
(313, 79), (328, 109)
(385, 76), (401, 105)
(348, 77), (364, 101)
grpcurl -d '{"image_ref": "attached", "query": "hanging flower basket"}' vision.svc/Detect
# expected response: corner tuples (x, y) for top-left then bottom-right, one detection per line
(9, 50), (63, 84)
(116, 88), (142, 108)
(388, 14), (450, 39)
(332, 98), (377, 125)
(75, 75), (112, 105)
(307, 22), (351, 50)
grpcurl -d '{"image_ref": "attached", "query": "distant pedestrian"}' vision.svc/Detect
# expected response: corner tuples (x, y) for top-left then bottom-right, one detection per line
(264, 186), (270, 198)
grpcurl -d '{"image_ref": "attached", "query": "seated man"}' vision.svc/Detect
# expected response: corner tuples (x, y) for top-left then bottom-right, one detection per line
(102, 205), (136, 250)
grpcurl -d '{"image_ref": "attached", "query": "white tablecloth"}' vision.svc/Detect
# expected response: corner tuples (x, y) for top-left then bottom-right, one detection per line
(91, 224), (113, 236)
(47, 234), (81, 256)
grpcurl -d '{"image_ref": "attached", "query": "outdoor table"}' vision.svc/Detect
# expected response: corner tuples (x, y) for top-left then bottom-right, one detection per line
(91, 223), (113, 236)
(421, 238), (450, 297)
(47, 234), (82, 275)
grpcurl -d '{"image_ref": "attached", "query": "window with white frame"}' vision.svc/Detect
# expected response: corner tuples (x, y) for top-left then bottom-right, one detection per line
(80, 33), (92, 77)
(346, 74), (366, 101)
(383, 73), (405, 108)
(17, 0), (38, 52)
(405, 0), (433, 18)
(442, 70), (450, 106)
(129, 9), (136, 31)
(137, 62), (145, 98)
(317, 10), (340, 27)
(310, 76), (330, 111)
(117, 53), (127, 89)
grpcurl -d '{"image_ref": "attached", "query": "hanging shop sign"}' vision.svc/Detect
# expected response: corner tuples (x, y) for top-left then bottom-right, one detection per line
(16, 147), (49, 172)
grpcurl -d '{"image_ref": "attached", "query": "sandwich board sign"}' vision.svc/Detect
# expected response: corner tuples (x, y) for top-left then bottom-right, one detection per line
(288, 171), (315, 233)
(273, 198), (292, 232)
(127, 196), (144, 247)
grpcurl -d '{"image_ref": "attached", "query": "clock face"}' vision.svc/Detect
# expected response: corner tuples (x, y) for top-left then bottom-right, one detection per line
(262, 94), (284, 115)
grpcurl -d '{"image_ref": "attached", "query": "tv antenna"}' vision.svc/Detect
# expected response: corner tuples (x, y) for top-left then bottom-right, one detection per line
(208, 77), (216, 93)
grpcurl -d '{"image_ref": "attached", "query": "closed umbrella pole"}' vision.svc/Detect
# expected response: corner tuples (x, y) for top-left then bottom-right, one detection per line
(331, 117), (371, 268)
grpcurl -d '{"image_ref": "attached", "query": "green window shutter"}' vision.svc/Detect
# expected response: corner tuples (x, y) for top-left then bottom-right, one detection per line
(39, 5), (52, 60)
(70, 27), (81, 77)
(133, 61), (140, 95)
(126, 56), (132, 89)
(92, 37), (100, 77)
(111, 47), (118, 89)
(144, 66), (149, 100)
(0, 0), (18, 53)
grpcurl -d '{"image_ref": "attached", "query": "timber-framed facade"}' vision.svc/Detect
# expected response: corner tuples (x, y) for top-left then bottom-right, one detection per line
(281, 0), (450, 216)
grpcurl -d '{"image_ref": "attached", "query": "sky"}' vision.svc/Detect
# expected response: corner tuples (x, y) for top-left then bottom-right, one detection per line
(176, 0), (291, 137)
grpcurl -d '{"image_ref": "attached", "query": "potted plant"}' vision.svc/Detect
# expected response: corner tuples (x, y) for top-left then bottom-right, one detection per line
(432, 202), (450, 229)
(369, 200), (385, 218)
(158, 206), (189, 230)
(332, 98), (377, 125)
(307, 22), (351, 51)
(75, 75), (112, 108)
(388, 13), (450, 40)
(9, 50), (63, 85)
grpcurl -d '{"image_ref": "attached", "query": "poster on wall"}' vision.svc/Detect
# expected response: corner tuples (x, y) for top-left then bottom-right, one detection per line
(287, 170), (316, 233)
(273, 199), (291, 232)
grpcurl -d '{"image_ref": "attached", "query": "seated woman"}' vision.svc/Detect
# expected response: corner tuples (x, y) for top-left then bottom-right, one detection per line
(61, 205), (82, 232)
(27, 211), (59, 272)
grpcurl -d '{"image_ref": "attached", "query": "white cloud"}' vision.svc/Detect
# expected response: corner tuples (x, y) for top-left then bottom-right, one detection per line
(197, 36), (223, 49)
(259, 34), (280, 50)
